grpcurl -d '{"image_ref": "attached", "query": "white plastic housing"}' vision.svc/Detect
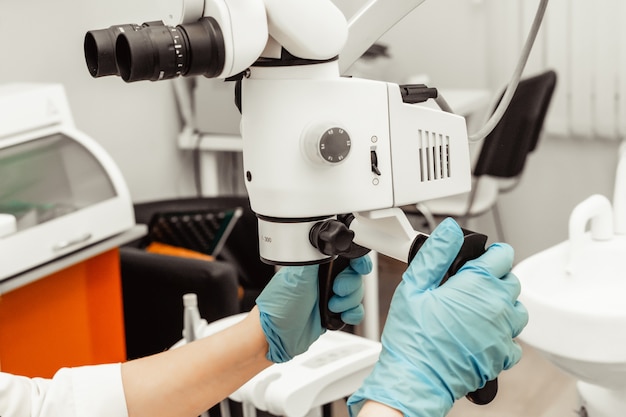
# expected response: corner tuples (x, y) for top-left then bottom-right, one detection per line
(203, 0), (269, 78)
(257, 217), (331, 264)
(159, 0), (205, 25)
(350, 208), (421, 263)
(241, 67), (472, 219)
(263, 0), (348, 60)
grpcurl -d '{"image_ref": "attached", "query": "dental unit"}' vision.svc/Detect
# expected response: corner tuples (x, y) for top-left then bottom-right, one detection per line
(514, 144), (626, 417)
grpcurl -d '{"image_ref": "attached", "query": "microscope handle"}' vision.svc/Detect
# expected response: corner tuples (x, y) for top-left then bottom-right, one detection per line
(318, 256), (352, 331)
(410, 229), (498, 405)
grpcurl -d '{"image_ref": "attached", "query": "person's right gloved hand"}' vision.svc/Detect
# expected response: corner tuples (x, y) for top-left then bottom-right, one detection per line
(347, 218), (528, 417)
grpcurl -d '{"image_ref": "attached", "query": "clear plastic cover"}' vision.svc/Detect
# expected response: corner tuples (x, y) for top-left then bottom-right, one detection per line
(0, 133), (116, 232)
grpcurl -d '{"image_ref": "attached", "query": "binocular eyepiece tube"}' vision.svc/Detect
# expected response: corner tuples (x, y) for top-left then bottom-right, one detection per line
(84, 17), (225, 82)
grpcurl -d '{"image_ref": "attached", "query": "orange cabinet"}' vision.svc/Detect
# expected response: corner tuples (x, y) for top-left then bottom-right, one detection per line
(0, 247), (128, 378)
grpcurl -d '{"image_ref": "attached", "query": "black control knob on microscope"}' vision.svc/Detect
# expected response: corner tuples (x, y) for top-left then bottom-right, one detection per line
(302, 124), (351, 165)
(309, 220), (355, 256)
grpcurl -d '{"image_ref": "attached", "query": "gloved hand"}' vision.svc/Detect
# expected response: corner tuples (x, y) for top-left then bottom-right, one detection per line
(256, 255), (372, 363)
(347, 218), (528, 417)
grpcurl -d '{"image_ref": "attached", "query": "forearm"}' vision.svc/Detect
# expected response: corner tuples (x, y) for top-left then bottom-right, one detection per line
(121, 307), (272, 417)
(357, 401), (403, 417)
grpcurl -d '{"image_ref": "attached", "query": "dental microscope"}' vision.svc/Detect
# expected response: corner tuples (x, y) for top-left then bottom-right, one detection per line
(83, 0), (544, 404)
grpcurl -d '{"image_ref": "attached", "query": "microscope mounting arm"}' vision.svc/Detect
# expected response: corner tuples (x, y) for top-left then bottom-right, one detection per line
(158, 0), (429, 73)
(339, 0), (427, 73)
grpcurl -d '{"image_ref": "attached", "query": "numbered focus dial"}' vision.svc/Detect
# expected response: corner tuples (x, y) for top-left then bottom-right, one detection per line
(302, 124), (351, 165)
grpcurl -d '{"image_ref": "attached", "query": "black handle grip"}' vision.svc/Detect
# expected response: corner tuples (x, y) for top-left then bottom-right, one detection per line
(410, 229), (498, 405)
(449, 231), (498, 405)
(440, 230), (488, 285)
(318, 256), (352, 330)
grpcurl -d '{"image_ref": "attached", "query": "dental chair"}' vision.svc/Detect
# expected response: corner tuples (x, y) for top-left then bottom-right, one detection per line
(120, 196), (276, 360)
(412, 70), (557, 241)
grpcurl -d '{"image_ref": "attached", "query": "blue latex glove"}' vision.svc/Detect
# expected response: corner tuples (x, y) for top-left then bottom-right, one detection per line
(256, 255), (372, 363)
(347, 218), (528, 417)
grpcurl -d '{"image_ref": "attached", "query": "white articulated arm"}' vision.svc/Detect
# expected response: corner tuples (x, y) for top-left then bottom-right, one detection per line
(262, 0), (429, 66)
(339, 0), (428, 73)
(263, 0), (348, 60)
(157, 0), (429, 74)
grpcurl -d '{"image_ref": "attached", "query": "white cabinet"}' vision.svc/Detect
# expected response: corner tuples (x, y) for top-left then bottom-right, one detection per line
(0, 84), (135, 280)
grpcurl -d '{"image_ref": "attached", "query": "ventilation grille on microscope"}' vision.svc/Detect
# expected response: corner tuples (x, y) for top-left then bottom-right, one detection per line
(417, 129), (451, 182)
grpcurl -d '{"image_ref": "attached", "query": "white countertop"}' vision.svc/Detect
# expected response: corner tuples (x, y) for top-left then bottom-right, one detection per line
(0, 224), (147, 295)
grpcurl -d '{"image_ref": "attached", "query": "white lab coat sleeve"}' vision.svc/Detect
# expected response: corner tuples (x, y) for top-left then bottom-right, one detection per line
(0, 363), (129, 417)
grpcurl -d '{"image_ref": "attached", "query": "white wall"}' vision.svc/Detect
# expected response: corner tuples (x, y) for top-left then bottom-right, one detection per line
(338, 0), (491, 88)
(477, 135), (620, 261)
(0, 0), (197, 203)
(379, 0), (491, 89)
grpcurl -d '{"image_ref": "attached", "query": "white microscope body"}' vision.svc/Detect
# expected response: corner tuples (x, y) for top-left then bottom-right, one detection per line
(242, 61), (470, 265)
(195, 0), (470, 266)
(84, 0), (473, 266)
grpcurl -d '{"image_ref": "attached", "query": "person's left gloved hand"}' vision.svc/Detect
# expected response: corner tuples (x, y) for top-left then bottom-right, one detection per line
(256, 255), (372, 363)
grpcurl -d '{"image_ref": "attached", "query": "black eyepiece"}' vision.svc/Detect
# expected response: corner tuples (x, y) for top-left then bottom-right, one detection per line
(115, 24), (181, 82)
(84, 25), (141, 77)
(84, 17), (225, 83)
